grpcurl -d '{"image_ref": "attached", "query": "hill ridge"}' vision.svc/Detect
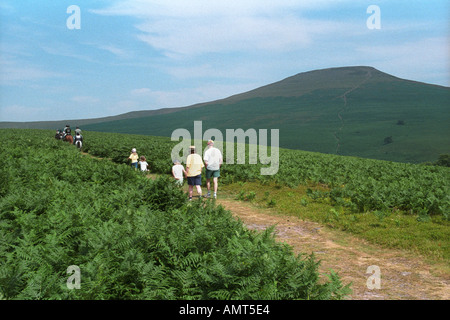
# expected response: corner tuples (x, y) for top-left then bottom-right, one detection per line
(1, 66), (449, 164)
(1, 66), (447, 128)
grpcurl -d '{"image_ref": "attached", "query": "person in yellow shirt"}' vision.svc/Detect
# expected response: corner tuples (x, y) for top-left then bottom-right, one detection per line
(186, 146), (204, 200)
(128, 148), (139, 169)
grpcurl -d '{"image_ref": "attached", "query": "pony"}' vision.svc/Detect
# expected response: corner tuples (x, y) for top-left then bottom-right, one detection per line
(64, 134), (73, 144)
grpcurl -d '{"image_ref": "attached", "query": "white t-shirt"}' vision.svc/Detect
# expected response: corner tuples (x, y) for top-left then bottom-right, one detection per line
(203, 147), (222, 171)
(139, 161), (149, 171)
(172, 164), (184, 180)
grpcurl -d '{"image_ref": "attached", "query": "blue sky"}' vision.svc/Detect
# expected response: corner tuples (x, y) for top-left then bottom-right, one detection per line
(1, 0), (448, 122)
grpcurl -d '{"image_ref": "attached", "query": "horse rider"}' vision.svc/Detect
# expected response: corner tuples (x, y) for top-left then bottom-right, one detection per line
(73, 132), (83, 149)
(63, 125), (71, 135)
(62, 125), (72, 139)
(55, 129), (64, 140)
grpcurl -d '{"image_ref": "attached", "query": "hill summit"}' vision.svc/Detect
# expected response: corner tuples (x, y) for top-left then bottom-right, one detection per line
(225, 66), (399, 100)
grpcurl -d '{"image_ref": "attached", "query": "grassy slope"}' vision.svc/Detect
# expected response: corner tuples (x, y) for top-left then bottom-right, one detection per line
(83, 80), (449, 163)
(2, 66), (449, 163)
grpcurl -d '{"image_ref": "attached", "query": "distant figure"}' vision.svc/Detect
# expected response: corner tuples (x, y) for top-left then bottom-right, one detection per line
(172, 160), (186, 186)
(128, 148), (139, 169)
(63, 125), (71, 135)
(138, 156), (149, 172)
(203, 140), (223, 199)
(62, 124), (73, 143)
(186, 146), (204, 200)
(73, 132), (83, 149)
(75, 126), (82, 135)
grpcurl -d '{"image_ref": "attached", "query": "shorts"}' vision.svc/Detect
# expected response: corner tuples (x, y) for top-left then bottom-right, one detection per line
(187, 174), (202, 186)
(131, 162), (138, 169)
(205, 169), (220, 179)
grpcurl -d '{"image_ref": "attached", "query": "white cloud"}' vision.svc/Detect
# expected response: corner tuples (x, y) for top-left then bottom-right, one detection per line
(91, 0), (354, 17)
(39, 43), (96, 63)
(71, 96), (100, 104)
(104, 99), (141, 116)
(0, 55), (66, 84)
(129, 87), (202, 108)
(0, 2), (15, 14)
(96, 44), (131, 59)
(91, 0), (357, 57)
(126, 82), (260, 113)
(0, 105), (50, 122)
(355, 37), (450, 86)
(135, 15), (313, 56)
(131, 88), (152, 96)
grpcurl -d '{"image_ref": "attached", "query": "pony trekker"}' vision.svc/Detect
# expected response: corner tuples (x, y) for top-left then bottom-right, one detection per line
(73, 132), (83, 150)
(63, 125), (73, 144)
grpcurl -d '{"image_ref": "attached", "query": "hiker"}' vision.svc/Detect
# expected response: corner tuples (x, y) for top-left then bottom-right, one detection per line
(186, 146), (204, 200)
(73, 132), (83, 149)
(203, 139), (223, 199)
(172, 160), (187, 186)
(63, 125), (71, 136)
(128, 148), (139, 169)
(138, 156), (149, 172)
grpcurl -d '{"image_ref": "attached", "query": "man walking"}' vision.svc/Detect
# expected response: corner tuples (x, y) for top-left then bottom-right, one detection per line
(186, 146), (204, 201)
(203, 140), (223, 199)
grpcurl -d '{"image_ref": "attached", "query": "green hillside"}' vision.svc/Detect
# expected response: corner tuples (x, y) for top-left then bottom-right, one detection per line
(2, 66), (449, 163)
(82, 66), (450, 163)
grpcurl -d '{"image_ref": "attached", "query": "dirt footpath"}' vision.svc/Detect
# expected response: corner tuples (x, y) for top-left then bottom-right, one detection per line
(216, 198), (450, 300)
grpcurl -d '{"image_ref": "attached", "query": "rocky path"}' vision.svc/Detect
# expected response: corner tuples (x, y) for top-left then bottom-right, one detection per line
(333, 69), (372, 154)
(216, 198), (449, 300)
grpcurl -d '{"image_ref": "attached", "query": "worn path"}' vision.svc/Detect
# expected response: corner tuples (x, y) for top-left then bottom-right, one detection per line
(215, 198), (449, 300)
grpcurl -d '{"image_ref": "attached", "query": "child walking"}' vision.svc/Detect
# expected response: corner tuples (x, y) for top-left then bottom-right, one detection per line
(138, 156), (149, 172)
(172, 160), (186, 185)
(128, 148), (139, 169)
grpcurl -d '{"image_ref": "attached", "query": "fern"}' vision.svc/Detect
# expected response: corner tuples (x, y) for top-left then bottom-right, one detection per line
(0, 129), (352, 300)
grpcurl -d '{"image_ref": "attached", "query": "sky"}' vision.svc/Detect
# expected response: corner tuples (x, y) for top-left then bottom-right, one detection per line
(0, 0), (449, 122)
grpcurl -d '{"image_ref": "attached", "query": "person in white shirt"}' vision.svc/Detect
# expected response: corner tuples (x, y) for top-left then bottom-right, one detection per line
(138, 156), (149, 172)
(203, 140), (223, 198)
(172, 160), (186, 185)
